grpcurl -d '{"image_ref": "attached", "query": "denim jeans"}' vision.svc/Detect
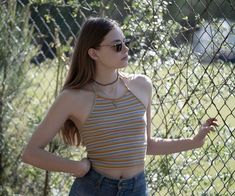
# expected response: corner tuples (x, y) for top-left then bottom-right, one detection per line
(69, 167), (148, 196)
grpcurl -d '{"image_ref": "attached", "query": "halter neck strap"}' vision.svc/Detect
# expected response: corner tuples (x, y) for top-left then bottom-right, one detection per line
(90, 83), (97, 95)
(119, 74), (130, 91)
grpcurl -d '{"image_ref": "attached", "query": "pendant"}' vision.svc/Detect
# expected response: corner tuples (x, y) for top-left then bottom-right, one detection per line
(111, 101), (117, 108)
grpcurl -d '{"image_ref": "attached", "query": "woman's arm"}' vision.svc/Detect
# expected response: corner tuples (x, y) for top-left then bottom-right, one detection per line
(146, 81), (218, 155)
(22, 90), (90, 177)
(147, 118), (218, 155)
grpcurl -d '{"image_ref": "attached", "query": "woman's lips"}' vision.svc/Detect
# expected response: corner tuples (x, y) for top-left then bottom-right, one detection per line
(121, 56), (128, 60)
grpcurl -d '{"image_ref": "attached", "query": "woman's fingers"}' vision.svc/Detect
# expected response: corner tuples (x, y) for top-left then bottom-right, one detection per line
(206, 118), (219, 126)
(203, 126), (215, 132)
(201, 118), (218, 134)
(72, 158), (91, 177)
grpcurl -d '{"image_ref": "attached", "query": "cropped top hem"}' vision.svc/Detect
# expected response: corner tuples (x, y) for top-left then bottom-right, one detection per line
(90, 161), (145, 169)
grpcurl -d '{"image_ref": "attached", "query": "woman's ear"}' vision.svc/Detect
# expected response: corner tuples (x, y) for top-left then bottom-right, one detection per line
(88, 48), (99, 60)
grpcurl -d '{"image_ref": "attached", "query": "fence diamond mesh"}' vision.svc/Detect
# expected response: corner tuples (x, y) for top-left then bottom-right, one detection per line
(0, 0), (234, 195)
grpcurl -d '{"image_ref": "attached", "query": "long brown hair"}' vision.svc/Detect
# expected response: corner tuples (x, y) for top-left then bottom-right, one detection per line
(60, 17), (118, 146)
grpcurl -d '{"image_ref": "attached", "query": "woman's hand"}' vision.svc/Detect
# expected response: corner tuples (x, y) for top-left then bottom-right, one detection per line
(72, 158), (91, 177)
(193, 118), (219, 148)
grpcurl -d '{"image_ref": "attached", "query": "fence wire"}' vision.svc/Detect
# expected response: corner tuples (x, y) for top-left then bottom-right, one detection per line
(0, 0), (235, 195)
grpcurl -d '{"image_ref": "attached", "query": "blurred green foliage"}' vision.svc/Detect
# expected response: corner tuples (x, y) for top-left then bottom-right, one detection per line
(0, 0), (38, 195)
(0, 0), (234, 195)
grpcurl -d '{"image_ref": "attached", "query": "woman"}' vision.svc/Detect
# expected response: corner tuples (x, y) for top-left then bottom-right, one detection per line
(22, 17), (218, 196)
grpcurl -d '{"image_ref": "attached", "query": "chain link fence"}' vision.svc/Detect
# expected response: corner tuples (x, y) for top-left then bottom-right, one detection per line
(0, 0), (235, 195)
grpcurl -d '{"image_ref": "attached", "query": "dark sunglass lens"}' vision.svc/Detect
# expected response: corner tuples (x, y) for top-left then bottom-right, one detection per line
(125, 40), (130, 47)
(115, 43), (122, 52)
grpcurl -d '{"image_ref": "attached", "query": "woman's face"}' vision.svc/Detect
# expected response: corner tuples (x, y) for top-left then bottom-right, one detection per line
(94, 26), (129, 70)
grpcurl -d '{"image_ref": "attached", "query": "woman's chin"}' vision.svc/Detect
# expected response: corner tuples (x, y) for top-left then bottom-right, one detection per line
(119, 62), (129, 68)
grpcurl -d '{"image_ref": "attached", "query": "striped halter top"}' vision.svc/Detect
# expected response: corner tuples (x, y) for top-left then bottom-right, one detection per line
(79, 77), (147, 169)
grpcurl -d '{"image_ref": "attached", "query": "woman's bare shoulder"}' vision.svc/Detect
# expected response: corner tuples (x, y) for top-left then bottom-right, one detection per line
(120, 72), (152, 107)
(61, 85), (93, 98)
(59, 86), (95, 121)
(58, 85), (94, 108)
(120, 72), (152, 88)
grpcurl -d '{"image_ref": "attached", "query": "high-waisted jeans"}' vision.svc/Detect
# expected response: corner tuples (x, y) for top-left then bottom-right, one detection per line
(69, 167), (148, 196)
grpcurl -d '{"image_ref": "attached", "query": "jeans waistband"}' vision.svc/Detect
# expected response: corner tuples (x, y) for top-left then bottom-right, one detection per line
(85, 167), (146, 190)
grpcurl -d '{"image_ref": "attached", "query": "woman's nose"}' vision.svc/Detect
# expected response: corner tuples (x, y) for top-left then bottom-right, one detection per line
(122, 42), (129, 53)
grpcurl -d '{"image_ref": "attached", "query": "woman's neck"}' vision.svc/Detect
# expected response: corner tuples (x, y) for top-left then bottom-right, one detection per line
(94, 70), (119, 86)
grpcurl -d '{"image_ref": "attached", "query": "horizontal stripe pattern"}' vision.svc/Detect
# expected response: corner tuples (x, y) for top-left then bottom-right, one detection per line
(79, 90), (147, 169)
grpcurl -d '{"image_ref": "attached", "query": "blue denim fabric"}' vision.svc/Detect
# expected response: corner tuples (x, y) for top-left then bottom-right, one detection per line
(69, 168), (148, 196)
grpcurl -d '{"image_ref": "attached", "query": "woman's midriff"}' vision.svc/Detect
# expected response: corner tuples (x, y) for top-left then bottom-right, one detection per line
(92, 164), (145, 179)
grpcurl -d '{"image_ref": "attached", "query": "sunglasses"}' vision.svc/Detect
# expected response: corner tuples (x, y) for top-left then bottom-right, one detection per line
(99, 39), (131, 52)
